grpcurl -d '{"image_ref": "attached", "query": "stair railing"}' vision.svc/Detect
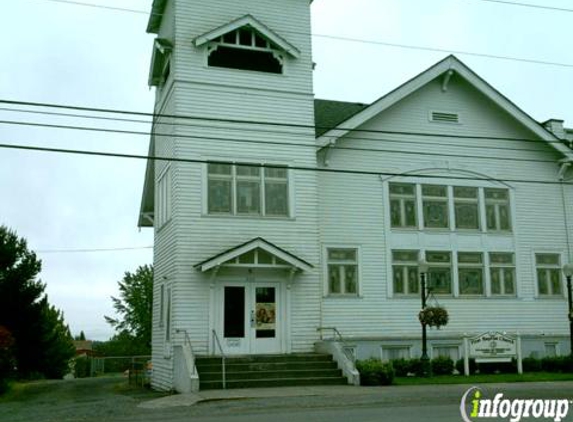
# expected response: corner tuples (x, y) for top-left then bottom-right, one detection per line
(175, 328), (197, 376)
(317, 326), (356, 363)
(211, 329), (226, 389)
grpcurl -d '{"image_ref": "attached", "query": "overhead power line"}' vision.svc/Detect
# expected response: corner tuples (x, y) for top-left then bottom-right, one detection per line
(0, 118), (563, 165)
(0, 99), (567, 146)
(472, 0), (573, 13)
(37, 246), (153, 253)
(24, 0), (573, 70)
(0, 142), (571, 186)
(0, 105), (561, 155)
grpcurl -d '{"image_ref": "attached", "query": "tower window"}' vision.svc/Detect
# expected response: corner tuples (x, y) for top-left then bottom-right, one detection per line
(208, 27), (284, 74)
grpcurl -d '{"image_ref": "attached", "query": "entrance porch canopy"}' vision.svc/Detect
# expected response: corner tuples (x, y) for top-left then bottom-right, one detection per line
(194, 237), (313, 273)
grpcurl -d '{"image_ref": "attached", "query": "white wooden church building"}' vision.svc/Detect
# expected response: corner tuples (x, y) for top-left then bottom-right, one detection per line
(138, 0), (573, 391)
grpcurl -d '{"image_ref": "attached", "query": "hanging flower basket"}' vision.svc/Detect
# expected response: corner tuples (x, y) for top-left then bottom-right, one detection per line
(418, 306), (449, 328)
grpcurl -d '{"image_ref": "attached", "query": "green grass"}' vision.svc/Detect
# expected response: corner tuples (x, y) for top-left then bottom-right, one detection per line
(395, 372), (573, 386)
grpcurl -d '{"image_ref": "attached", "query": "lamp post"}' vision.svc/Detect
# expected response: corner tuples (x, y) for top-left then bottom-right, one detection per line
(419, 259), (430, 376)
(563, 263), (573, 356)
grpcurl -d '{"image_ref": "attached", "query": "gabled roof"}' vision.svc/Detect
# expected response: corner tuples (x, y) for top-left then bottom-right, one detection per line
(138, 136), (155, 228)
(316, 55), (573, 161)
(314, 100), (368, 137)
(193, 14), (300, 59)
(194, 237), (313, 272)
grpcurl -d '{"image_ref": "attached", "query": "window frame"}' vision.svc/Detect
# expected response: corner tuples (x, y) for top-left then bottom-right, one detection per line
(381, 345), (412, 362)
(156, 166), (172, 229)
(324, 246), (361, 297)
(535, 253), (564, 297)
(425, 251), (453, 295)
(391, 250), (420, 296)
(489, 252), (516, 296)
(484, 188), (512, 232)
(206, 162), (291, 218)
(421, 184), (450, 230)
(389, 182), (418, 229)
(457, 252), (485, 296)
(453, 186), (480, 230)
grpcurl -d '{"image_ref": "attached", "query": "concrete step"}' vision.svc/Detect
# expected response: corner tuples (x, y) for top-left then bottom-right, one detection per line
(195, 353), (348, 390)
(196, 361), (338, 373)
(199, 368), (343, 382)
(200, 376), (348, 390)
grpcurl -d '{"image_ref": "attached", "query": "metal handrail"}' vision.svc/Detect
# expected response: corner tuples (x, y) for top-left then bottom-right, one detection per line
(317, 326), (356, 362)
(175, 329), (197, 375)
(211, 329), (226, 389)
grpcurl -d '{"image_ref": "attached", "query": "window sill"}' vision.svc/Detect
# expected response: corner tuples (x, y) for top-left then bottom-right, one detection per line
(323, 294), (362, 299)
(203, 213), (295, 221)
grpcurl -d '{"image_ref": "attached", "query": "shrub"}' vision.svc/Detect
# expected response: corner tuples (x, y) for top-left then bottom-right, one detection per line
(456, 358), (477, 375)
(390, 358), (411, 377)
(356, 359), (395, 386)
(541, 356), (573, 373)
(477, 360), (516, 374)
(74, 356), (91, 378)
(522, 357), (542, 372)
(431, 356), (454, 375)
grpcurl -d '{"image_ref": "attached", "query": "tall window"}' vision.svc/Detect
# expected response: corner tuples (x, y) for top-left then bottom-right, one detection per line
(389, 183), (417, 228)
(536, 254), (562, 296)
(422, 185), (449, 229)
(207, 163), (289, 217)
(485, 188), (511, 231)
(327, 248), (358, 296)
(454, 187), (479, 230)
(490, 253), (516, 296)
(392, 250), (419, 295)
(165, 288), (172, 341)
(426, 251), (452, 294)
(159, 284), (165, 327)
(458, 252), (484, 295)
(156, 167), (171, 228)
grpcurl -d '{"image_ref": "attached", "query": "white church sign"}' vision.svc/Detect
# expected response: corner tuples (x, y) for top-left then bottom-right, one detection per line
(469, 332), (517, 362)
(463, 332), (523, 375)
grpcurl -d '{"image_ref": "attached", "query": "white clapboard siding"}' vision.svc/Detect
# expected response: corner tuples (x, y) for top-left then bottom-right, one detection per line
(318, 75), (571, 340)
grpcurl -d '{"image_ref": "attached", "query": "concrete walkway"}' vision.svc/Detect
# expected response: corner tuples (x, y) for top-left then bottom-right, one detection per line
(139, 380), (573, 410)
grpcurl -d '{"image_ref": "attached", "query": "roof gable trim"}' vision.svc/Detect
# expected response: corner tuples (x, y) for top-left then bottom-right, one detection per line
(194, 15), (300, 59)
(316, 55), (573, 160)
(195, 237), (313, 272)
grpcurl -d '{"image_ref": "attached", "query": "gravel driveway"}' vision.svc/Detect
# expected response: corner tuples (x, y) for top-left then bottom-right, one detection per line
(0, 376), (166, 422)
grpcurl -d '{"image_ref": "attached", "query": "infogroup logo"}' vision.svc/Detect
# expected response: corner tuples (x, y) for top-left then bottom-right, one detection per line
(460, 387), (570, 422)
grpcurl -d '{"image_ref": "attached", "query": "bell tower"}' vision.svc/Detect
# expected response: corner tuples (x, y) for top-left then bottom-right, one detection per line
(141, 0), (321, 391)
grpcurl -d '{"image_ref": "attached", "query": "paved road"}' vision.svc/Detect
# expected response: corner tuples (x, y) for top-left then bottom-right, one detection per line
(2, 377), (573, 422)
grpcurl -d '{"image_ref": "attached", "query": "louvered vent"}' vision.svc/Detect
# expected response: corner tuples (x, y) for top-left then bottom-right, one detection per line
(431, 111), (460, 123)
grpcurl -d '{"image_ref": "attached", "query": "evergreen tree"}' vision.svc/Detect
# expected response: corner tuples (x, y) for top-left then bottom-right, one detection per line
(0, 226), (75, 378)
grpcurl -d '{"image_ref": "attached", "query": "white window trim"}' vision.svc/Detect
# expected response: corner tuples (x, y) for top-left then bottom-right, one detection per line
(431, 344), (461, 360)
(488, 252), (517, 297)
(380, 345), (412, 362)
(386, 179), (514, 235)
(203, 161), (293, 218)
(158, 283), (165, 328)
(156, 165), (172, 230)
(534, 251), (566, 298)
(391, 250), (420, 296)
(323, 245), (362, 298)
(457, 252), (485, 297)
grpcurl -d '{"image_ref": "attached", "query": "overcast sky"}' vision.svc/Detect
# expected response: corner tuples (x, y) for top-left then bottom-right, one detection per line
(1, 0), (572, 341)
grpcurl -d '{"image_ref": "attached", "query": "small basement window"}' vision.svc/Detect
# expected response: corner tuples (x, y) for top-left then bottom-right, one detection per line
(208, 27), (283, 74)
(430, 111), (460, 124)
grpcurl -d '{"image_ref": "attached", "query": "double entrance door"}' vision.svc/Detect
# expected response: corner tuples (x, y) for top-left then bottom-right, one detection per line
(222, 283), (282, 355)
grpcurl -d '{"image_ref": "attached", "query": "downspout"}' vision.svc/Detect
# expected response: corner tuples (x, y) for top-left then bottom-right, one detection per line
(559, 159), (572, 261)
